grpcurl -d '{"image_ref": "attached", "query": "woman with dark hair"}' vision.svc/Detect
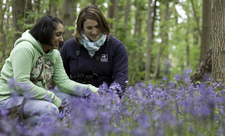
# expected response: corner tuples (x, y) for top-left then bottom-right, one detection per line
(0, 15), (98, 125)
(60, 5), (128, 97)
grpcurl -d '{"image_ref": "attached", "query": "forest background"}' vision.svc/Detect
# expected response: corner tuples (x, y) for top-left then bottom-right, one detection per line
(0, 0), (215, 87)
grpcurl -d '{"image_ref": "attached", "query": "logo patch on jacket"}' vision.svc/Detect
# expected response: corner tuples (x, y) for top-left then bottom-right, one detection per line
(100, 54), (108, 62)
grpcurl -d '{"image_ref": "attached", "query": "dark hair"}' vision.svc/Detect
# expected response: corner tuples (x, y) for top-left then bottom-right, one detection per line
(30, 15), (63, 46)
(74, 5), (110, 44)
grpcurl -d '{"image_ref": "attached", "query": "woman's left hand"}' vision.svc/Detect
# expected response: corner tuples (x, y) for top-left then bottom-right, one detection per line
(59, 104), (63, 110)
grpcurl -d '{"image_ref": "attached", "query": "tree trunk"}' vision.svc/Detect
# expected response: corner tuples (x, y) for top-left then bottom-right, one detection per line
(49, 0), (57, 16)
(61, 0), (77, 41)
(145, 0), (152, 81)
(134, 2), (139, 38)
(186, 29), (190, 67)
(0, 1), (7, 65)
(25, 0), (33, 25)
(199, 0), (211, 62)
(152, 0), (169, 80)
(192, 28), (199, 46)
(92, 0), (96, 5)
(36, 0), (41, 14)
(190, 0), (201, 38)
(107, 0), (115, 29)
(12, 0), (26, 40)
(192, 4), (199, 47)
(132, 0), (144, 82)
(124, 0), (130, 36)
(191, 47), (212, 83)
(114, 0), (119, 37)
(151, 0), (157, 39)
(211, 0), (225, 81)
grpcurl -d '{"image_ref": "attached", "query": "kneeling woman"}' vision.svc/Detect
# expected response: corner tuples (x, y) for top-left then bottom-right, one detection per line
(0, 15), (98, 125)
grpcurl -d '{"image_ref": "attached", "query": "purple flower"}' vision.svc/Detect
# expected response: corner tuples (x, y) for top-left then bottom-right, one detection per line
(162, 77), (167, 82)
(85, 108), (96, 121)
(169, 81), (176, 88)
(199, 106), (210, 116)
(174, 74), (182, 82)
(110, 82), (121, 91)
(187, 68), (192, 74)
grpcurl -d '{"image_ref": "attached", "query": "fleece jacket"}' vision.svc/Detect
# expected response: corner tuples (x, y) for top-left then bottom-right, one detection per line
(0, 30), (98, 107)
(60, 36), (128, 92)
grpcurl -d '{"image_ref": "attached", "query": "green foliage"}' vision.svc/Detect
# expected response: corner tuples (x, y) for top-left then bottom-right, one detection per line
(0, 0), (205, 85)
(66, 26), (76, 32)
(106, 18), (115, 25)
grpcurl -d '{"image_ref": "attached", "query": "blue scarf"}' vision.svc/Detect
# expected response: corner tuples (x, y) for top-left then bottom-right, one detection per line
(80, 31), (107, 57)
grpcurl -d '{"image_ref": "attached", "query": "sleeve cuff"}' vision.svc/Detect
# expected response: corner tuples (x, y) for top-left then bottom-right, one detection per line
(88, 85), (99, 93)
(52, 96), (62, 107)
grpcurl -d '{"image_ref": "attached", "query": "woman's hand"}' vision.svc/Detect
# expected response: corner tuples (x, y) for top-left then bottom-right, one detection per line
(96, 91), (102, 97)
(117, 97), (120, 103)
(59, 103), (63, 110)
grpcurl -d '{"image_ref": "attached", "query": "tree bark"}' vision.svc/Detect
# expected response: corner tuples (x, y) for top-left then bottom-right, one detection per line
(145, 0), (152, 81)
(191, 47), (212, 83)
(25, 0), (33, 25)
(0, 1), (7, 65)
(186, 29), (190, 67)
(124, 0), (130, 36)
(12, 0), (26, 40)
(133, 0), (145, 82)
(151, 0), (157, 39)
(49, 0), (57, 16)
(92, 0), (96, 5)
(134, 1), (140, 38)
(114, 0), (119, 37)
(152, 0), (169, 80)
(107, 0), (115, 29)
(190, 0), (201, 38)
(61, 0), (77, 42)
(211, 0), (225, 81)
(199, 0), (211, 62)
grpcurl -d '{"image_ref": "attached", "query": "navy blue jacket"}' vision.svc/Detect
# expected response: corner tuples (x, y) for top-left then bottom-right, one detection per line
(60, 36), (128, 93)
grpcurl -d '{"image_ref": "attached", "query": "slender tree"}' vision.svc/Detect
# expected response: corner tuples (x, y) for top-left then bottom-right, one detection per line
(124, 0), (131, 37)
(92, 0), (96, 5)
(199, 0), (211, 62)
(49, 0), (57, 16)
(0, 1), (8, 65)
(114, 0), (119, 37)
(145, 0), (152, 81)
(185, 7), (190, 67)
(107, 0), (116, 29)
(61, 0), (77, 41)
(190, 0), (201, 38)
(12, 0), (26, 40)
(152, 0), (169, 80)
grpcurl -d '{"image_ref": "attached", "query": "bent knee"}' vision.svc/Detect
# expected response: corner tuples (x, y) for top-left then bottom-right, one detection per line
(42, 103), (59, 115)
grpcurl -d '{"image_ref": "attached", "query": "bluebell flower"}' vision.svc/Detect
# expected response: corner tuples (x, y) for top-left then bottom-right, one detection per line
(200, 106), (210, 116)
(162, 77), (167, 82)
(187, 68), (192, 74)
(174, 74), (182, 82)
(110, 82), (121, 91)
(169, 81), (176, 88)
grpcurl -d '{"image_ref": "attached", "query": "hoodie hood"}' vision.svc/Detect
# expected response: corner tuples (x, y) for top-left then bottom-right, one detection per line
(0, 30), (98, 107)
(14, 30), (53, 56)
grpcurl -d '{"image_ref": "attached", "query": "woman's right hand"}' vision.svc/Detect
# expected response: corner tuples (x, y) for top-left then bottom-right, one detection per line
(58, 103), (63, 110)
(96, 91), (103, 97)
